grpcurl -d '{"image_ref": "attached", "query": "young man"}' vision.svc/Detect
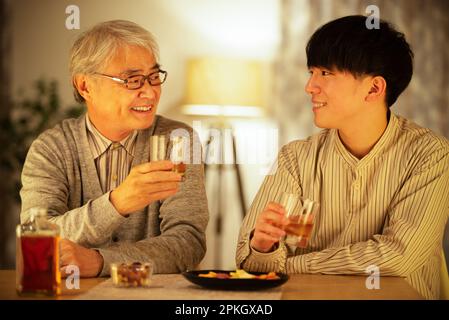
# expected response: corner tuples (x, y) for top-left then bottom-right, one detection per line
(20, 20), (208, 277)
(236, 15), (449, 299)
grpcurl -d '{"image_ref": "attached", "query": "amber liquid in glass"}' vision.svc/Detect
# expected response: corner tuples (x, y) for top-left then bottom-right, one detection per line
(284, 220), (314, 239)
(18, 235), (61, 295)
(173, 162), (186, 177)
(284, 214), (315, 247)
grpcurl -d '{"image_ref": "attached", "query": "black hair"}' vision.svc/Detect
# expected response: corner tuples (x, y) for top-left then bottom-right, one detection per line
(306, 15), (414, 107)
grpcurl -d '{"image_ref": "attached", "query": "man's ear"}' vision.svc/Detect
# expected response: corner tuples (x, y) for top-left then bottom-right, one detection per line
(73, 74), (93, 102)
(365, 76), (386, 102)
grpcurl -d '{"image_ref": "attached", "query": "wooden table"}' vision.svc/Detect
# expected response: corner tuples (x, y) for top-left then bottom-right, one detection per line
(0, 270), (423, 300)
(281, 274), (423, 300)
(0, 270), (103, 300)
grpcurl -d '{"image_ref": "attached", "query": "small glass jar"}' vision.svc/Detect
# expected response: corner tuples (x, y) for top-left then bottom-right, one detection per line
(16, 208), (61, 296)
(111, 262), (153, 287)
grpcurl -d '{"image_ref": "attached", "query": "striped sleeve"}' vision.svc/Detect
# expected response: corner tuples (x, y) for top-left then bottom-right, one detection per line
(286, 150), (449, 299)
(235, 113), (449, 299)
(235, 142), (305, 272)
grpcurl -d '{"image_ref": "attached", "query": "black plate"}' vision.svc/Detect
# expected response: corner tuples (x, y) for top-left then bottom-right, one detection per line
(182, 270), (289, 291)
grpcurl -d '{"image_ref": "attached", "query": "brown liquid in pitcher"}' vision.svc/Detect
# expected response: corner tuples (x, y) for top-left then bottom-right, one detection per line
(18, 235), (61, 295)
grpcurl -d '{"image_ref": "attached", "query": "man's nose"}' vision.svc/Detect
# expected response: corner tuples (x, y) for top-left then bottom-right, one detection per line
(139, 79), (158, 99)
(305, 76), (320, 95)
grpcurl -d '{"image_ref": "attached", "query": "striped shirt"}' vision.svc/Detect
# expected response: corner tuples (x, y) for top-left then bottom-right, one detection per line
(236, 113), (449, 299)
(85, 116), (138, 192)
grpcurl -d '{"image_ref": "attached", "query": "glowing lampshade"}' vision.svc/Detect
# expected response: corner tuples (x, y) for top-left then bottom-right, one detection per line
(183, 57), (264, 117)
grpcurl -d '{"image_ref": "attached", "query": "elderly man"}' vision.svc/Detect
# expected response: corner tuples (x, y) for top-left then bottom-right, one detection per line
(20, 20), (208, 277)
(236, 15), (449, 299)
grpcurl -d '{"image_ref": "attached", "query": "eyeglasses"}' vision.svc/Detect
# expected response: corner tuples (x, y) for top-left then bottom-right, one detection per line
(95, 70), (167, 89)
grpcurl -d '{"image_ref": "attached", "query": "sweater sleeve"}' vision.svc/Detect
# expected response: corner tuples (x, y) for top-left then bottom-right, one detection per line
(20, 134), (126, 248)
(96, 162), (209, 276)
(95, 129), (209, 276)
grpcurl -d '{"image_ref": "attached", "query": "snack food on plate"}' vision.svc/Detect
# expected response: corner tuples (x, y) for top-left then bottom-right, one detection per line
(198, 269), (280, 280)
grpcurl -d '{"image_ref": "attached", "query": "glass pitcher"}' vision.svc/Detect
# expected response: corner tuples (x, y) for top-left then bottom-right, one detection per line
(16, 208), (61, 296)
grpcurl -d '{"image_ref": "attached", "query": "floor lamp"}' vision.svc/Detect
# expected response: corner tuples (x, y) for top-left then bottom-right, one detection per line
(182, 57), (264, 268)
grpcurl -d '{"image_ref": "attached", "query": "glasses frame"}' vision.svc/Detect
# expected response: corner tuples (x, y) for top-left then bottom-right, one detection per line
(95, 70), (167, 89)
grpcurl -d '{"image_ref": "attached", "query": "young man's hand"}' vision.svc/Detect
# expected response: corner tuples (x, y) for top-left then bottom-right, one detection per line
(59, 239), (104, 278)
(250, 202), (289, 253)
(110, 160), (182, 215)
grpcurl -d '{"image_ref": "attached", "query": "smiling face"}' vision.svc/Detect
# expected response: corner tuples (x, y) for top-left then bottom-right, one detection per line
(305, 67), (373, 131)
(83, 45), (161, 141)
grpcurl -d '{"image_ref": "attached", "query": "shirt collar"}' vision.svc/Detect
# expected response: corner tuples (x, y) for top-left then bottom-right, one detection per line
(85, 114), (138, 159)
(332, 112), (398, 168)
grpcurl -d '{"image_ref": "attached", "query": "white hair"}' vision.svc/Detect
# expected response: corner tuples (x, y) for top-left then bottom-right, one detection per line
(69, 20), (160, 103)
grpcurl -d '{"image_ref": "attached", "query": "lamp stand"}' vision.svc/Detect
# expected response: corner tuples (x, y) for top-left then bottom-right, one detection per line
(204, 129), (246, 269)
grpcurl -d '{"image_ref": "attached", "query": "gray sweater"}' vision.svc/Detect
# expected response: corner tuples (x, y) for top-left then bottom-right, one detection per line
(20, 114), (209, 276)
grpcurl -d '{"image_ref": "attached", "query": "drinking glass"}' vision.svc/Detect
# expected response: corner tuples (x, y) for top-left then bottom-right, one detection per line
(170, 136), (187, 177)
(150, 135), (186, 177)
(279, 193), (319, 248)
(149, 135), (167, 161)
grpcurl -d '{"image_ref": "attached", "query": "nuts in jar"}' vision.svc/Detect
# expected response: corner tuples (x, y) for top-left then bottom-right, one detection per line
(110, 262), (153, 287)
